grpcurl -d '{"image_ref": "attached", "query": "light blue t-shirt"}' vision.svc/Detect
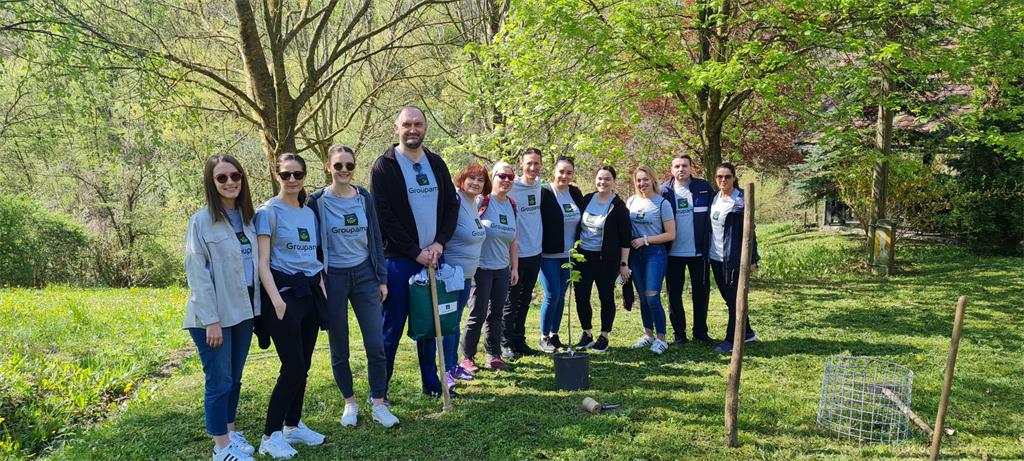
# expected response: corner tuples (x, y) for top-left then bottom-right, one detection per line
(226, 208), (254, 287)
(628, 195), (673, 240)
(543, 188), (581, 259)
(320, 188), (369, 269)
(479, 196), (517, 270)
(580, 195), (613, 252)
(395, 148), (438, 250)
(444, 192), (487, 278)
(255, 197), (323, 277)
(509, 178), (542, 257)
(669, 182), (698, 257)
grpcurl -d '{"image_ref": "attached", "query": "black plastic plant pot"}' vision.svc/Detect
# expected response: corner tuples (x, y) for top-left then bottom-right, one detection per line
(553, 351), (590, 391)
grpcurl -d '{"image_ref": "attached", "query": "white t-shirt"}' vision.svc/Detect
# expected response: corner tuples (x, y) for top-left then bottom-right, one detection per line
(709, 189), (742, 262)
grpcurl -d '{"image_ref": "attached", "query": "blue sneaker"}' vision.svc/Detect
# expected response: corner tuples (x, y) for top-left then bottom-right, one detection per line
(715, 340), (733, 354)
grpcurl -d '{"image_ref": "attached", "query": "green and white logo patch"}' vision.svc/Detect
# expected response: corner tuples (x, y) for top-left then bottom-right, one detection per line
(344, 213), (358, 226)
(562, 203), (573, 212)
(298, 228), (310, 242)
(236, 232), (250, 245)
(499, 214), (508, 225)
(677, 198), (689, 209)
(416, 174), (429, 186)
(712, 211), (720, 221)
(528, 195), (536, 206)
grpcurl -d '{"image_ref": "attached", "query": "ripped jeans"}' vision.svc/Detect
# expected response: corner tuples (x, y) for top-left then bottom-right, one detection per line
(629, 244), (668, 335)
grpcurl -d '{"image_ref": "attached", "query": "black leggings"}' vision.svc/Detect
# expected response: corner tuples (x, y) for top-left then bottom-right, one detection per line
(710, 260), (754, 343)
(575, 250), (619, 333)
(263, 289), (320, 436)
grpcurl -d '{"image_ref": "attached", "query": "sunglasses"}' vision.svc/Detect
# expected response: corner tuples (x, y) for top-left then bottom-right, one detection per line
(278, 170), (307, 181)
(333, 162), (356, 172)
(495, 173), (515, 181)
(215, 172), (243, 184)
(716, 174), (733, 180)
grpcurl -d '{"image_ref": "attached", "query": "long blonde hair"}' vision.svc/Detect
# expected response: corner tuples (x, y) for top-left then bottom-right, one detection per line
(633, 164), (658, 197)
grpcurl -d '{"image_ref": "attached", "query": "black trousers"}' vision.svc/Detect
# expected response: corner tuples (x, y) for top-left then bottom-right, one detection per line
(464, 267), (511, 358)
(262, 289), (320, 436)
(575, 250), (619, 333)
(502, 254), (542, 348)
(710, 260), (754, 343)
(666, 256), (712, 340)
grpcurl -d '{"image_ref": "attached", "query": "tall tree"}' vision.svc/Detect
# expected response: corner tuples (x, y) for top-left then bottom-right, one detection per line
(27, 0), (453, 187)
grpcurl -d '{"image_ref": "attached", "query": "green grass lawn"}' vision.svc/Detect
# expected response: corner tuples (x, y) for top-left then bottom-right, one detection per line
(3, 225), (1022, 460)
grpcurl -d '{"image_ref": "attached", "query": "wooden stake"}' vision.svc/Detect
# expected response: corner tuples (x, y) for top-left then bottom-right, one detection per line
(428, 266), (452, 412)
(725, 183), (755, 448)
(929, 296), (967, 460)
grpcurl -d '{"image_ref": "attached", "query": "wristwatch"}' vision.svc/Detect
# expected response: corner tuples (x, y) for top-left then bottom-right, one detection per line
(620, 262), (627, 267)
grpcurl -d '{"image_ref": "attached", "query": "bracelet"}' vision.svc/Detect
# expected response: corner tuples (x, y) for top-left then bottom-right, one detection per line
(643, 235), (649, 246)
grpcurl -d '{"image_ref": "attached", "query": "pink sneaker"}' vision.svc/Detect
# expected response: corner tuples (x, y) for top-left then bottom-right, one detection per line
(487, 357), (513, 371)
(460, 358), (479, 373)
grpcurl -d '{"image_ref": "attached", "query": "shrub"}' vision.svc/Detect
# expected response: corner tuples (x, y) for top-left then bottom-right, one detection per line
(0, 194), (92, 287)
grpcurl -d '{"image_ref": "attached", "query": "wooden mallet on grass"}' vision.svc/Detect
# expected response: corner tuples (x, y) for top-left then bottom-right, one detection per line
(725, 183), (755, 448)
(427, 265), (452, 413)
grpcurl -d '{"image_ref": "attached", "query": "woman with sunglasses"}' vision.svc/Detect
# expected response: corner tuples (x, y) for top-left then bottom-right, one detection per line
(461, 162), (519, 371)
(538, 156), (584, 353)
(255, 153), (328, 459)
(708, 162), (760, 354)
(573, 166), (631, 353)
(627, 164), (676, 355)
(307, 145), (399, 429)
(184, 155), (259, 461)
(442, 163), (489, 380)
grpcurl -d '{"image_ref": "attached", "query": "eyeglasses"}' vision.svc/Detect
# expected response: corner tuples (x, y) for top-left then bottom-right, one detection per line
(715, 174), (733, 180)
(215, 172), (243, 184)
(495, 173), (515, 181)
(333, 162), (356, 172)
(278, 170), (307, 181)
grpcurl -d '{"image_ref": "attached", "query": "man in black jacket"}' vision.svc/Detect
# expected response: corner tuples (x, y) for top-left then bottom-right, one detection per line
(370, 106), (459, 399)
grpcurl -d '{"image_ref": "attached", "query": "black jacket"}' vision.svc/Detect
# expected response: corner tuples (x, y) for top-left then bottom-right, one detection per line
(540, 184), (585, 254)
(369, 144), (459, 259)
(577, 192), (631, 262)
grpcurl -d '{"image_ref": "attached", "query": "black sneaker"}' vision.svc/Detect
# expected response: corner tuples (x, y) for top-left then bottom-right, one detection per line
(538, 337), (556, 353)
(549, 334), (565, 351)
(672, 335), (689, 345)
(591, 335), (609, 353)
(424, 388), (459, 399)
(501, 346), (518, 361)
(575, 332), (595, 349)
(516, 340), (541, 356)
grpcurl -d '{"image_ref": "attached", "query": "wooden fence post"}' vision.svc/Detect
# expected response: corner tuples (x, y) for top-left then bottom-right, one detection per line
(725, 183), (755, 448)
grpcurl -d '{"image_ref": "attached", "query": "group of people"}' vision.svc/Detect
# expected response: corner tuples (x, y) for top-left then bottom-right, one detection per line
(183, 106), (759, 460)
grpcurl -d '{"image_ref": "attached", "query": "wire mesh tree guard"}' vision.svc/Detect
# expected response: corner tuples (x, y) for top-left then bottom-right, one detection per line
(817, 355), (915, 443)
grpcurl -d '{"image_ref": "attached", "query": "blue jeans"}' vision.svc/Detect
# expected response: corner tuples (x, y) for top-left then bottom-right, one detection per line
(324, 259), (388, 400)
(443, 278), (472, 371)
(382, 256), (443, 395)
(539, 256), (570, 336)
(189, 319), (253, 436)
(630, 245), (668, 335)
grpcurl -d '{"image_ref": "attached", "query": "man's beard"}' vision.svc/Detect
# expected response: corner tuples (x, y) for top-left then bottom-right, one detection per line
(402, 136), (422, 150)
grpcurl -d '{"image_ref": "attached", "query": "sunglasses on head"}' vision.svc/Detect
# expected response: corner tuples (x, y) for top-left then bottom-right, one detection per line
(278, 170), (306, 181)
(495, 173), (515, 181)
(716, 174), (733, 180)
(215, 172), (243, 184)
(333, 162), (356, 172)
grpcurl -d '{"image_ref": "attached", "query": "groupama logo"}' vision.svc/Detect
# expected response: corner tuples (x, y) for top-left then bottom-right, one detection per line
(344, 213), (358, 226)
(528, 195), (536, 206)
(499, 214), (508, 225)
(298, 228), (310, 242)
(677, 198), (689, 209)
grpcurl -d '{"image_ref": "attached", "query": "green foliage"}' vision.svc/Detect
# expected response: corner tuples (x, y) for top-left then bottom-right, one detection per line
(756, 223), (861, 281)
(0, 194), (91, 287)
(943, 138), (1024, 255)
(0, 287), (190, 458)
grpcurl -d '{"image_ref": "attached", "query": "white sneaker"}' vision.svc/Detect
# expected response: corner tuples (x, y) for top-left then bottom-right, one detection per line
(650, 339), (669, 355)
(228, 431), (255, 455)
(258, 432), (297, 459)
(632, 335), (654, 349)
(371, 403), (400, 428)
(283, 420), (325, 446)
(212, 443), (254, 461)
(341, 402), (359, 427)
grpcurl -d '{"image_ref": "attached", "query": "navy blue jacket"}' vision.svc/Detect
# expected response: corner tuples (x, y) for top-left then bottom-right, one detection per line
(659, 177), (715, 256)
(711, 188), (760, 271)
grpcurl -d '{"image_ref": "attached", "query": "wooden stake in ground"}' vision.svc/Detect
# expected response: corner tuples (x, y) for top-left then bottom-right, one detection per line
(929, 296), (967, 460)
(725, 183), (755, 448)
(427, 266), (452, 412)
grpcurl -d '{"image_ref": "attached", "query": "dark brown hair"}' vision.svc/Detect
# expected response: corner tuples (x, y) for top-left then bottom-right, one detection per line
(327, 144), (355, 163)
(276, 153), (308, 205)
(203, 155), (255, 225)
(597, 165), (617, 180)
(454, 162), (492, 196)
(715, 162), (739, 190)
(672, 154), (693, 166)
